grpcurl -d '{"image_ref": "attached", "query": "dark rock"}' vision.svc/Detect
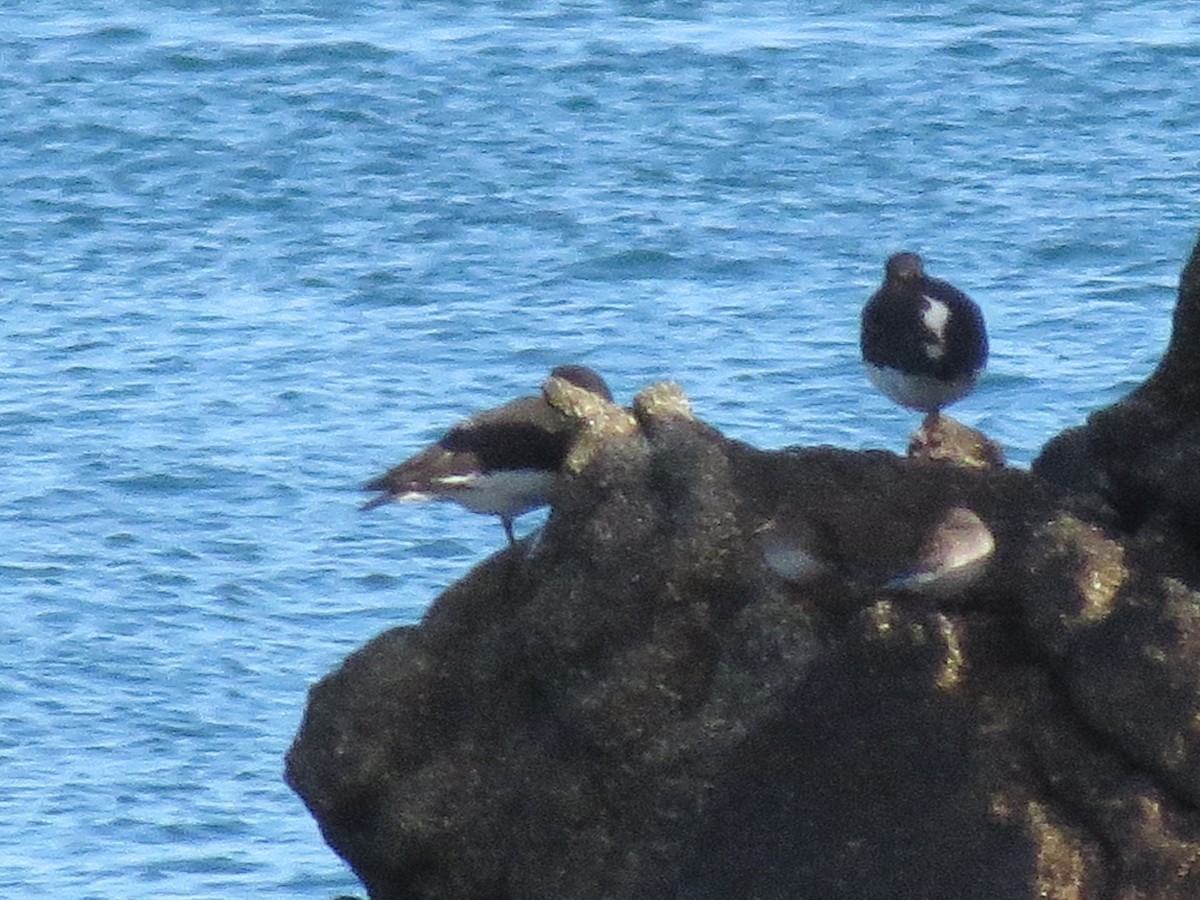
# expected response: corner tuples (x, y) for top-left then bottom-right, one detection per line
(908, 412), (1007, 469)
(289, 233), (1200, 899)
(1033, 228), (1200, 540)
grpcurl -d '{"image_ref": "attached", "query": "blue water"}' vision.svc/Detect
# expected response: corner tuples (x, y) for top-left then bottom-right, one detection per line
(4, 2), (1198, 896)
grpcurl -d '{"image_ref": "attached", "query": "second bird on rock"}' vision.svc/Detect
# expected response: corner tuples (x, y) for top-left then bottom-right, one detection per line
(860, 251), (988, 427)
(361, 364), (612, 546)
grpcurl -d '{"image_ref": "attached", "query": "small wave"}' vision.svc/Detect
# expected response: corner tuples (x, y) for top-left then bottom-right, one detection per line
(564, 249), (685, 282)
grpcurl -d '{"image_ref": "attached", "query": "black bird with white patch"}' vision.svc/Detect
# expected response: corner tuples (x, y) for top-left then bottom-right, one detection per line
(860, 252), (988, 425)
(361, 365), (612, 545)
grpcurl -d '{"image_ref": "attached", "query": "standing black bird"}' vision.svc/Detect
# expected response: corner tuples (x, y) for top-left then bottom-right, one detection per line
(860, 252), (988, 425)
(361, 364), (612, 545)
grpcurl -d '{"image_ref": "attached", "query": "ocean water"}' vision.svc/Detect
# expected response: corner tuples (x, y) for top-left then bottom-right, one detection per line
(3, 2), (1198, 896)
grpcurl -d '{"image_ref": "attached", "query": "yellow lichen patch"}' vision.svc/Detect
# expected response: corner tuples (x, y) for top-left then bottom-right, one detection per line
(1163, 732), (1188, 770)
(864, 599), (899, 637)
(1043, 514), (1129, 628)
(542, 374), (640, 475)
(632, 381), (693, 424)
(988, 792), (1014, 820)
(1162, 576), (1200, 637)
(907, 413), (1006, 469)
(1025, 799), (1089, 900)
(1132, 796), (1200, 887)
(1075, 566), (1125, 624)
(1136, 794), (1165, 835)
(933, 613), (965, 692)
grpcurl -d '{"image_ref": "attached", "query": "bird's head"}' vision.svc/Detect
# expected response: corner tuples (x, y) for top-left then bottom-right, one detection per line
(885, 251), (924, 283)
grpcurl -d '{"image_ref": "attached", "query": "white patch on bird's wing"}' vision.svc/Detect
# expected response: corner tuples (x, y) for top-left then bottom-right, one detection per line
(921, 295), (950, 360)
(430, 473), (481, 488)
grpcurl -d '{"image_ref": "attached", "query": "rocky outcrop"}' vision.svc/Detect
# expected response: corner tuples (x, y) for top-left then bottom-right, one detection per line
(1034, 232), (1200, 542)
(288, 233), (1200, 899)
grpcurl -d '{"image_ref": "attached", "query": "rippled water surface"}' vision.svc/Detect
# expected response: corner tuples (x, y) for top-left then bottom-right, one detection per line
(4, 1), (1199, 896)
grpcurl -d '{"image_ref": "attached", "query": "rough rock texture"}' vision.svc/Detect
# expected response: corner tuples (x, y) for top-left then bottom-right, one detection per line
(288, 232), (1200, 899)
(1034, 231), (1200, 541)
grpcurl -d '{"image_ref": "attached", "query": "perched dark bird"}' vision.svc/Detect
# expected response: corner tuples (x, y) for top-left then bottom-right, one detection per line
(361, 365), (612, 545)
(860, 252), (988, 424)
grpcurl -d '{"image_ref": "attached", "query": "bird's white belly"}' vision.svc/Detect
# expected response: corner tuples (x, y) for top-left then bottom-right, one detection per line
(865, 364), (978, 413)
(432, 468), (555, 518)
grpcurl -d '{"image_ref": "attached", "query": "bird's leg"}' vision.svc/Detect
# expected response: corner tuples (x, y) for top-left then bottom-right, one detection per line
(500, 517), (521, 604)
